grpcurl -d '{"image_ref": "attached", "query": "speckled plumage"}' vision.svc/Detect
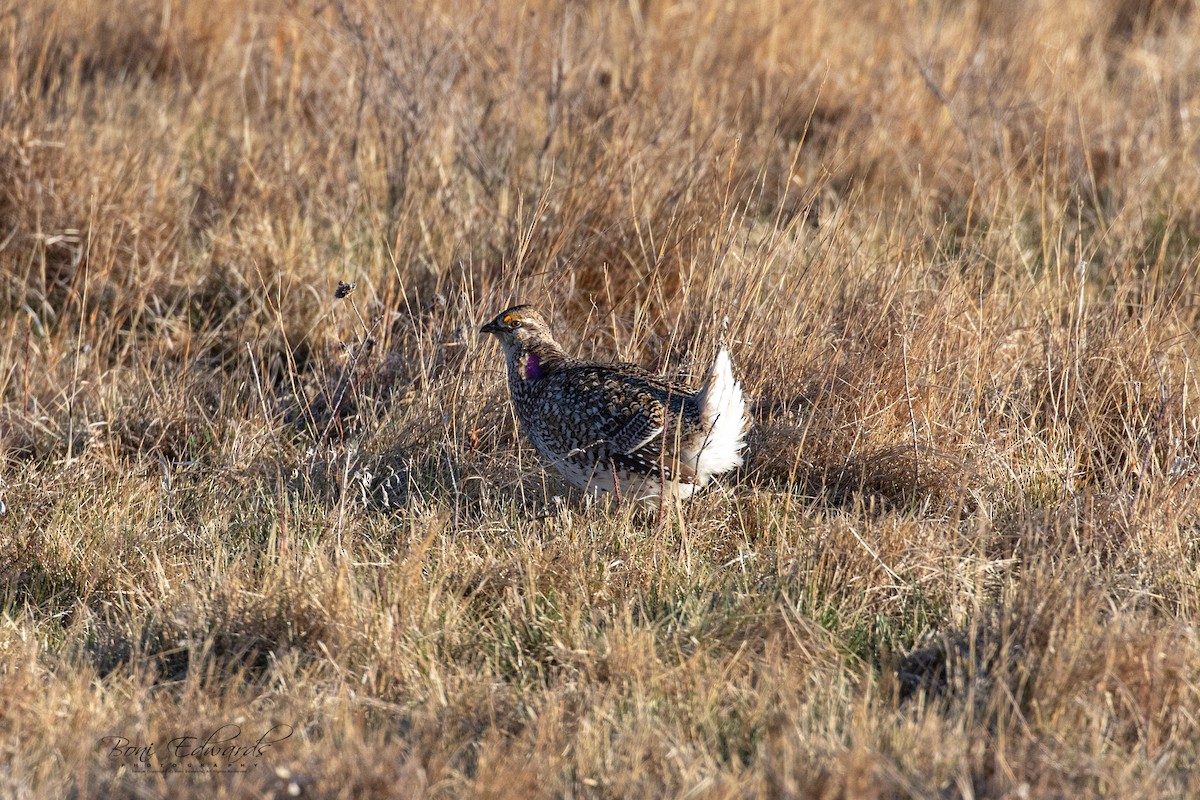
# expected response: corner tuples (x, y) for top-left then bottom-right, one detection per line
(481, 305), (748, 501)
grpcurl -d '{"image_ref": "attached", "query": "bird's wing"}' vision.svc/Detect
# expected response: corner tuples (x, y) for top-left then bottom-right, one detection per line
(608, 411), (664, 456)
(578, 370), (702, 483)
(550, 367), (663, 453)
(597, 381), (667, 455)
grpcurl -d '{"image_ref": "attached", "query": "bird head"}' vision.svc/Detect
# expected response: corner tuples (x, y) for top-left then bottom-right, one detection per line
(480, 305), (555, 350)
(481, 305), (565, 379)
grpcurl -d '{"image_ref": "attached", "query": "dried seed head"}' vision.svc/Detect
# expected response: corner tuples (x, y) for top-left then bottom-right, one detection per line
(335, 281), (356, 299)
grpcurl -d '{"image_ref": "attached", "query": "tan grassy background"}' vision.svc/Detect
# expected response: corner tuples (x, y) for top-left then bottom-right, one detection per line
(3, 0), (1200, 797)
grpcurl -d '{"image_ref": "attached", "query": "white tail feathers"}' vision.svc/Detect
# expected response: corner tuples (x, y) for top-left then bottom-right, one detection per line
(691, 346), (748, 484)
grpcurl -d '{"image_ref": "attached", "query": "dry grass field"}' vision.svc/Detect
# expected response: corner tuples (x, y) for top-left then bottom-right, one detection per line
(3, 0), (1200, 797)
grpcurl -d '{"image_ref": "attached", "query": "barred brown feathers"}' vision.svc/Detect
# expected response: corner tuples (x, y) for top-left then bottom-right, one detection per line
(480, 305), (748, 501)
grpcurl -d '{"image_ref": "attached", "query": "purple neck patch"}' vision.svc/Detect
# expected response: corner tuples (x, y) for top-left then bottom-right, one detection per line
(522, 352), (543, 381)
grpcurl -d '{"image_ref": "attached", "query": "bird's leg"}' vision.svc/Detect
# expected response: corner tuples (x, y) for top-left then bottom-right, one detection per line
(610, 461), (622, 503)
(675, 492), (690, 573)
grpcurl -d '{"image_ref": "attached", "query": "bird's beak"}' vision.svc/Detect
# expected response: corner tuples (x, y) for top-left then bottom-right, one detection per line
(480, 320), (500, 335)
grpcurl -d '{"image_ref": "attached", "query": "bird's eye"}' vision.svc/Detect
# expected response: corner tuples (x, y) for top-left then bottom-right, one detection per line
(503, 314), (522, 328)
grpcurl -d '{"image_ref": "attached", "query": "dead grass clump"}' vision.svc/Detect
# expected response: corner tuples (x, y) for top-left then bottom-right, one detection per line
(1031, 310), (1197, 492)
(6, 0), (1200, 797)
(8, 0), (222, 92)
(103, 373), (223, 464)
